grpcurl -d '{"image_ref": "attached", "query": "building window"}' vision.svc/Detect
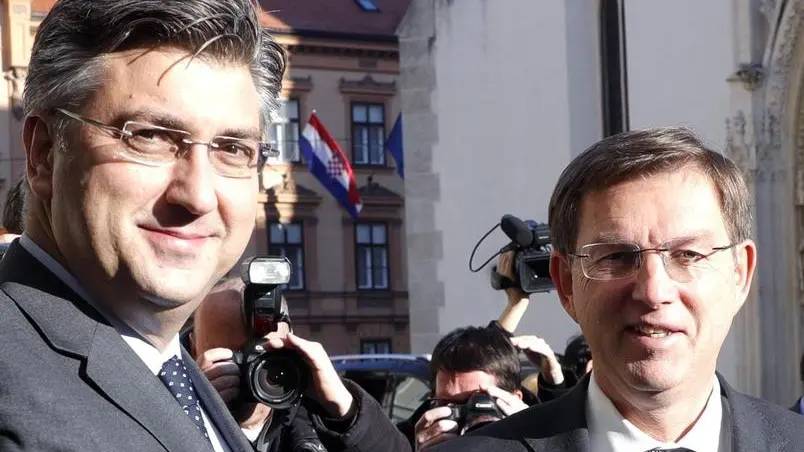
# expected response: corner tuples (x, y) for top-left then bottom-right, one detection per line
(355, 223), (389, 290)
(270, 98), (301, 163)
(269, 222), (304, 290)
(351, 103), (385, 165)
(361, 339), (392, 354)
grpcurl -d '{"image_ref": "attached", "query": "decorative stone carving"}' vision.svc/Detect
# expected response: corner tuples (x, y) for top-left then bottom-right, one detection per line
(728, 63), (765, 91)
(339, 74), (396, 96)
(725, 111), (756, 173)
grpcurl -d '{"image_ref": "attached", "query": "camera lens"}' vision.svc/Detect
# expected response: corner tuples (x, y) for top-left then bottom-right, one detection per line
(249, 350), (307, 409)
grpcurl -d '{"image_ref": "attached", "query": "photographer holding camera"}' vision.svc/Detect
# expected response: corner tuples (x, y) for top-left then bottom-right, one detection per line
(495, 250), (568, 398)
(409, 326), (528, 451)
(191, 274), (411, 452)
(396, 247), (571, 451)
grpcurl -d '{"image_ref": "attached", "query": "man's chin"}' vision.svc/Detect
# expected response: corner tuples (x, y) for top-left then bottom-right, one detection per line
(135, 270), (213, 308)
(623, 361), (688, 392)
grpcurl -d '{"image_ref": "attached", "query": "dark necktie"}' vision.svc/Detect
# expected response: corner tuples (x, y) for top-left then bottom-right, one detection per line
(158, 355), (211, 442)
(645, 448), (696, 452)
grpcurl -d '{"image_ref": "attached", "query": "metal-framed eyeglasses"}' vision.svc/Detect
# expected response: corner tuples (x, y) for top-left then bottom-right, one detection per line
(568, 241), (737, 283)
(54, 108), (277, 179)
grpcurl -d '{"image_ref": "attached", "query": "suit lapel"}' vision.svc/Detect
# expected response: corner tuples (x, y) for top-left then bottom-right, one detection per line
(523, 374), (591, 452)
(182, 348), (253, 452)
(1, 243), (212, 452)
(85, 327), (212, 452)
(719, 374), (791, 452)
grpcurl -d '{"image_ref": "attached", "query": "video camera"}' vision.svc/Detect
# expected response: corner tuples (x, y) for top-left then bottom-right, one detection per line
(233, 256), (310, 410)
(430, 392), (507, 435)
(489, 214), (554, 293)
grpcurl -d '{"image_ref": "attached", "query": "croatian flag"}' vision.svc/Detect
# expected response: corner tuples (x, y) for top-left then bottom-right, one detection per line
(299, 112), (362, 219)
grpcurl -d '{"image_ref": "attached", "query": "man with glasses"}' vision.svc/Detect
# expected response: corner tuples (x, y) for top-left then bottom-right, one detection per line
(433, 127), (804, 452)
(0, 1), (370, 451)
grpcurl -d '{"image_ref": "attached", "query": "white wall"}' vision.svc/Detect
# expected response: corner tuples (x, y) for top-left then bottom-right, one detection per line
(624, 0), (741, 388)
(418, 0), (602, 354)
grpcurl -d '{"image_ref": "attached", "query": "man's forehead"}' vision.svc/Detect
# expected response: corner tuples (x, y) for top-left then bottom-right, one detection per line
(575, 171), (728, 243)
(94, 47), (260, 131)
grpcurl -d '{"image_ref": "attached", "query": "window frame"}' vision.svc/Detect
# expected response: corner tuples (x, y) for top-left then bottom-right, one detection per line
(360, 338), (393, 354)
(268, 221), (306, 291)
(354, 223), (391, 291)
(270, 97), (302, 164)
(350, 102), (386, 166)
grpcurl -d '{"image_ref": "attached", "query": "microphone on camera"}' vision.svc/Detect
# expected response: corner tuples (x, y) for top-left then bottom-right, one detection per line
(500, 214), (535, 248)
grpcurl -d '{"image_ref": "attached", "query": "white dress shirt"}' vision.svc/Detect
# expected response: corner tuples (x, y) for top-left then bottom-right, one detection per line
(586, 371), (731, 452)
(19, 233), (231, 452)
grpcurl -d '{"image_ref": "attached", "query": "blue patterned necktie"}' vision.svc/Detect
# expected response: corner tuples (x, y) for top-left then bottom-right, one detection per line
(158, 355), (210, 442)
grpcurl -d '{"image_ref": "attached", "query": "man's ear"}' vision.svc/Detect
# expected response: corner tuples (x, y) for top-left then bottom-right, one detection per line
(550, 252), (577, 322)
(733, 239), (757, 313)
(23, 114), (55, 203)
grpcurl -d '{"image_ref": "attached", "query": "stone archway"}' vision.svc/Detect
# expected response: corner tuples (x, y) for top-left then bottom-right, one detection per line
(741, 0), (804, 403)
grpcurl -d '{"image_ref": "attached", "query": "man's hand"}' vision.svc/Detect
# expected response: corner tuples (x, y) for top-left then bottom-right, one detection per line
(510, 335), (564, 385)
(481, 384), (528, 416)
(498, 250), (529, 302)
(196, 347), (242, 405)
(263, 332), (354, 418)
(414, 406), (458, 451)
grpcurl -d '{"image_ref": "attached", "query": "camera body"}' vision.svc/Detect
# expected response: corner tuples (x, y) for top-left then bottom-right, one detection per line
(491, 214), (555, 293)
(235, 257), (310, 410)
(432, 392), (507, 435)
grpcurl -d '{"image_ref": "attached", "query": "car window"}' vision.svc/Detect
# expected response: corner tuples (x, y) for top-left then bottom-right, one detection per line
(388, 375), (430, 423)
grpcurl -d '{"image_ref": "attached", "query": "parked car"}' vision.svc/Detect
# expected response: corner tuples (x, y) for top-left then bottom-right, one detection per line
(330, 352), (551, 423)
(330, 354), (432, 423)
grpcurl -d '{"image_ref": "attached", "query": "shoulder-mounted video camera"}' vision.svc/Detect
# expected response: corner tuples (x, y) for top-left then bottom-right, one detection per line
(233, 256), (310, 410)
(470, 214), (555, 294)
(430, 392), (507, 435)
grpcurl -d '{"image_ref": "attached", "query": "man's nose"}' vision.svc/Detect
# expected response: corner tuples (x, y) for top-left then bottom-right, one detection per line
(164, 146), (218, 215)
(631, 252), (677, 308)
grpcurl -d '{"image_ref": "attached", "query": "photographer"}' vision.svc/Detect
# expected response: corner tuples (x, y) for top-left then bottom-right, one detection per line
(404, 326), (528, 451)
(191, 276), (411, 452)
(495, 251), (568, 401)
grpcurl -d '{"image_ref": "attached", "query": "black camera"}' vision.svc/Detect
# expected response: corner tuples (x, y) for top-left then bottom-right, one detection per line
(432, 392), (507, 435)
(233, 256), (310, 410)
(490, 214), (554, 293)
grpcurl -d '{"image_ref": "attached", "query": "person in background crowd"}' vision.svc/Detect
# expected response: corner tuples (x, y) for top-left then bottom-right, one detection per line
(191, 275), (412, 452)
(0, 175), (27, 243)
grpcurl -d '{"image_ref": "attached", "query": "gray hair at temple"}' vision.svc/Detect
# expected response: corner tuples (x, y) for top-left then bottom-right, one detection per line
(548, 126), (753, 255)
(23, 0), (286, 141)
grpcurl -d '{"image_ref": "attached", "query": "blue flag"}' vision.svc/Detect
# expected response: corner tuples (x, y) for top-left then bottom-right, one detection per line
(385, 114), (404, 179)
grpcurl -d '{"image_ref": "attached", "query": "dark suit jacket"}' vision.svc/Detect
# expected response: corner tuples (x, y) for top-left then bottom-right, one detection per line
(431, 372), (804, 452)
(0, 242), (254, 451)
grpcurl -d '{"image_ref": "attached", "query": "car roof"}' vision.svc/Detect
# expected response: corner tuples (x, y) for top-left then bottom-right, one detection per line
(330, 354), (432, 380)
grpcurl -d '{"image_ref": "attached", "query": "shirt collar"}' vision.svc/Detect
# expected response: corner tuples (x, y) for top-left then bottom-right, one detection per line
(586, 371), (725, 452)
(18, 233), (181, 375)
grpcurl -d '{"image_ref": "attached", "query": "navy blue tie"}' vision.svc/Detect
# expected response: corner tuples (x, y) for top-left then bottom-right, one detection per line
(158, 355), (210, 442)
(645, 448), (696, 452)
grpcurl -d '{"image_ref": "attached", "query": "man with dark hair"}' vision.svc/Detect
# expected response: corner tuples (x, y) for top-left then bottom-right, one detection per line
(0, 0), (292, 450)
(404, 326), (529, 451)
(562, 334), (592, 386)
(2, 175), (27, 238)
(433, 127), (804, 452)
